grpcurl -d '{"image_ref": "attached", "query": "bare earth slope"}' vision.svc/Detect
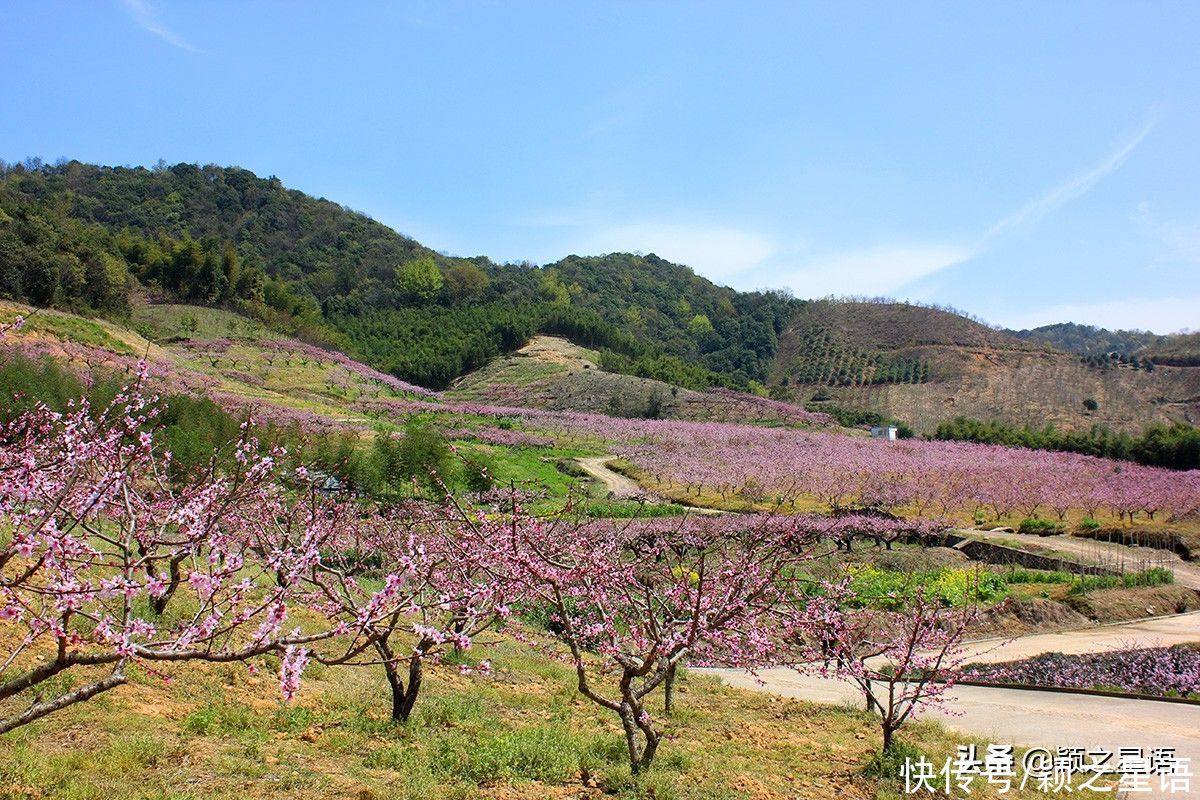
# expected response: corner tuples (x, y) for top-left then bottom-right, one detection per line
(446, 335), (832, 426)
(772, 302), (1200, 434)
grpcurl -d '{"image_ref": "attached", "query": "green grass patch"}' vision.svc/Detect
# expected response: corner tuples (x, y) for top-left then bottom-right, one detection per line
(468, 443), (593, 498)
(841, 564), (1008, 609)
(995, 565), (1174, 595)
(574, 498), (692, 518)
(1066, 567), (1175, 595)
(1, 308), (134, 354)
(1000, 568), (1076, 585)
(132, 304), (265, 342)
(1018, 517), (1066, 535)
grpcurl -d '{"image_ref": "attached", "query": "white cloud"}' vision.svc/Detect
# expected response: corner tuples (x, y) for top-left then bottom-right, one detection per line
(774, 119), (1156, 300)
(980, 120), (1155, 245)
(120, 0), (202, 52)
(998, 296), (1199, 334)
(777, 244), (975, 298)
(569, 222), (778, 282)
(518, 118), (1156, 314)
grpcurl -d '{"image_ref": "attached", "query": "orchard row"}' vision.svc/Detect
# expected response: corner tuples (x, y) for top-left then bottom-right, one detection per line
(0, 362), (966, 769)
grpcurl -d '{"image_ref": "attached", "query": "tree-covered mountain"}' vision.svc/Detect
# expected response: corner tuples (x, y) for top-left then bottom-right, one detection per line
(1009, 321), (1200, 365)
(0, 159), (795, 389)
(1009, 322), (1161, 357)
(3, 158), (1194, 421)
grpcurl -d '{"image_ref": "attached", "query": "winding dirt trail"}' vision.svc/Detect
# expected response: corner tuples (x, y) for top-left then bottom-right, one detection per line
(574, 456), (646, 498)
(573, 457), (728, 515)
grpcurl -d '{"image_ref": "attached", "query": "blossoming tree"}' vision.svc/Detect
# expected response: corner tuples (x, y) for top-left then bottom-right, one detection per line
(802, 586), (977, 753)
(464, 507), (825, 774)
(0, 370), (334, 733)
(237, 486), (505, 722)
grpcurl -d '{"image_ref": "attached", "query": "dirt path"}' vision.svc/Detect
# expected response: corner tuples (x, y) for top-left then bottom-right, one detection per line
(573, 457), (728, 515)
(967, 528), (1200, 590)
(574, 456), (648, 499)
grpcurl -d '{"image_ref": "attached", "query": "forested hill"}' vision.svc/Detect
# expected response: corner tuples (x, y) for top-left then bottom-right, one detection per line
(1011, 322), (1200, 365)
(4, 159), (1193, 403)
(0, 160), (794, 389)
(1011, 323), (1160, 357)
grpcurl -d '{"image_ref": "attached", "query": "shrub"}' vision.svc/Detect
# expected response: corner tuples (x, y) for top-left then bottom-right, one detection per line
(1001, 568), (1074, 585)
(1078, 517), (1101, 531)
(1018, 517), (1065, 536)
(862, 740), (924, 781)
(462, 458), (495, 493)
(1066, 567), (1174, 595)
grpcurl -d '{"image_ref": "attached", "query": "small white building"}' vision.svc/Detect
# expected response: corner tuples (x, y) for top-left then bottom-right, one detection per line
(870, 425), (898, 441)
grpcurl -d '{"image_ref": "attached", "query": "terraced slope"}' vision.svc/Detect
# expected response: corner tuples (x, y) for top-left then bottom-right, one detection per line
(772, 301), (1200, 434)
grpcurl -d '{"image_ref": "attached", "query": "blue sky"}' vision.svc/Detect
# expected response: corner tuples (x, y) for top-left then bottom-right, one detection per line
(2, 2), (1198, 333)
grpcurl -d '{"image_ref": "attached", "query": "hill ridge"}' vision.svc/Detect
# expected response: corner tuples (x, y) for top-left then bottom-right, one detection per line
(2, 158), (1197, 432)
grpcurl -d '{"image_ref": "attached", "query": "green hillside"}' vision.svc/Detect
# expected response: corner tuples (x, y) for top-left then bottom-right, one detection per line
(2, 159), (1197, 433)
(1011, 322), (1200, 366)
(0, 161), (793, 390)
(1010, 322), (1160, 356)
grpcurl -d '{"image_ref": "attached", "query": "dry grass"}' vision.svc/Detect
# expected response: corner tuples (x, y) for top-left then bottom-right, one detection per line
(769, 302), (1200, 435)
(0, 634), (1113, 800)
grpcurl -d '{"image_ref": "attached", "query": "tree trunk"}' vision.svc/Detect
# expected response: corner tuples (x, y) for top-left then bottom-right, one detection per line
(663, 663), (677, 714)
(638, 725), (660, 773)
(882, 723), (895, 753)
(618, 701), (660, 775)
(377, 641), (423, 723)
(619, 704), (644, 774)
(146, 554), (184, 616)
(864, 677), (878, 713)
(399, 654), (422, 722)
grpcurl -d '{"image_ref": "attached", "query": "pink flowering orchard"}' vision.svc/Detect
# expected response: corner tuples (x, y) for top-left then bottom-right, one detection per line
(0, 367), (504, 731)
(800, 585), (978, 754)
(0, 367), (334, 733)
(235, 487), (505, 721)
(454, 507), (834, 774)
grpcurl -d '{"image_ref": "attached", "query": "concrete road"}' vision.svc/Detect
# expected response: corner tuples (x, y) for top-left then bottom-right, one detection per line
(959, 611), (1200, 664)
(707, 667), (1200, 796)
(705, 615), (1200, 797)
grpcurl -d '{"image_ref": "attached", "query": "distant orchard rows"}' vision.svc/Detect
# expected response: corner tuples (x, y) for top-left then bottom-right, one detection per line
(4, 328), (1198, 524)
(607, 422), (1200, 522)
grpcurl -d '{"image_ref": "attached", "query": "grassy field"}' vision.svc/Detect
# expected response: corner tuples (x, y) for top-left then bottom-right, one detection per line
(131, 304), (269, 343)
(0, 633), (1109, 800)
(0, 303), (136, 355)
